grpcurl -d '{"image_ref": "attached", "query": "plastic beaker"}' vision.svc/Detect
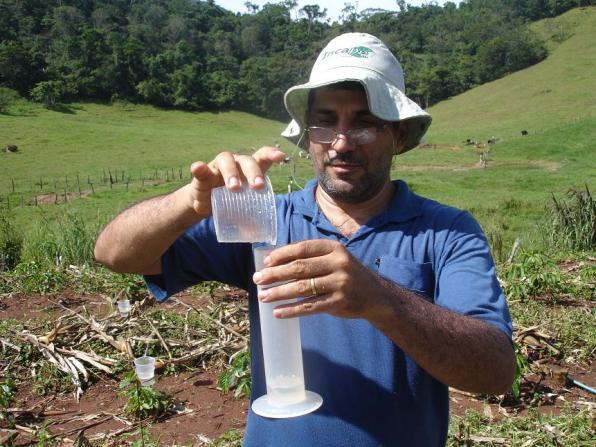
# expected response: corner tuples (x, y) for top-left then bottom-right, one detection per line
(251, 243), (322, 418)
(117, 299), (131, 317)
(211, 176), (277, 244)
(134, 355), (156, 387)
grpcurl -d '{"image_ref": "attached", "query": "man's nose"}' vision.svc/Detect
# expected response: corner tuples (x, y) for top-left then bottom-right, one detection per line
(331, 132), (355, 152)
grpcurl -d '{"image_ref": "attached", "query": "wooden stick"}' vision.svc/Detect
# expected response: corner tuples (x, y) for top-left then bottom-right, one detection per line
(145, 318), (172, 359)
(174, 298), (248, 342)
(0, 337), (21, 351)
(55, 304), (132, 357)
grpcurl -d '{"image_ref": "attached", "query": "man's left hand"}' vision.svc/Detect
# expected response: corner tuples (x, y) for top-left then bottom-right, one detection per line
(252, 240), (382, 319)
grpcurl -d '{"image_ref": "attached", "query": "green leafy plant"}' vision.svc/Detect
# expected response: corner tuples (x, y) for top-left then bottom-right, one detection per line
(0, 377), (16, 408)
(127, 427), (161, 447)
(449, 406), (594, 446)
(191, 280), (220, 298)
(33, 362), (72, 396)
(0, 377), (17, 428)
(549, 186), (595, 251)
(19, 209), (97, 269)
(13, 261), (67, 294)
(118, 371), (174, 420)
(34, 420), (55, 447)
(218, 349), (251, 398)
(510, 343), (529, 399)
(503, 252), (568, 300)
(0, 207), (23, 272)
(213, 428), (243, 447)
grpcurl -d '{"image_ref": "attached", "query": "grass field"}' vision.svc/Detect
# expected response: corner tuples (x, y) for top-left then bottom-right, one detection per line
(1, 8), (594, 254)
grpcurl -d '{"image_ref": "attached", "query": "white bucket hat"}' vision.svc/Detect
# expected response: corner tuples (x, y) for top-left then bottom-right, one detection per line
(281, 33), (431, 154)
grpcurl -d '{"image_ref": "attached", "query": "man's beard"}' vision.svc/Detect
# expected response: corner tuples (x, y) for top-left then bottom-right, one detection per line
(315, 152), (391, 203)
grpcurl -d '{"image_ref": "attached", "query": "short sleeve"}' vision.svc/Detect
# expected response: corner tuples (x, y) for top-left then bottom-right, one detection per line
(144, 217), (253, 301)
(434, 212), (512, 338)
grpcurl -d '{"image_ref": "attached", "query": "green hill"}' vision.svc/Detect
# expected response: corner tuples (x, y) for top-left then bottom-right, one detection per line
(425, 6), (596, 144)
(1, 7), (594, 255)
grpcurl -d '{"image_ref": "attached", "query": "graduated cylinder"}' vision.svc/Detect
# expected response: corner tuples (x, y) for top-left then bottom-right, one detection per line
(253, 243), (306, 406)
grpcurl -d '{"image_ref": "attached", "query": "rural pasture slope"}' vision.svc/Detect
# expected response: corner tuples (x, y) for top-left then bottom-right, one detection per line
(426, 6), (596, 143)
(0, 7), (594, 246)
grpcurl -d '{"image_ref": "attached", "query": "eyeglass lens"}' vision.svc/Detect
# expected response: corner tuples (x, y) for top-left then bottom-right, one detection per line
(308, 127), (377, 144)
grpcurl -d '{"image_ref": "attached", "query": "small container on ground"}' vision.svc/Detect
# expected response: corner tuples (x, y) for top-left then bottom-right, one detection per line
(134, 355), (156, 387)
(117, 299), (131, 317)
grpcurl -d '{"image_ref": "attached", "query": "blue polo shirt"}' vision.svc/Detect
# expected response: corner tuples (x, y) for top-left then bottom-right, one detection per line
(145, 179), (512, 447)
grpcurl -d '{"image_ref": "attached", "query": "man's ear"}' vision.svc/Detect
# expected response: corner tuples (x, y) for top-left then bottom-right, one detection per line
(393, 121), (409, 154)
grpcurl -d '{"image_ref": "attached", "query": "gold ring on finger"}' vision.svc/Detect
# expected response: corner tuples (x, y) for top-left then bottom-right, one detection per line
(310, 277), (318, 296)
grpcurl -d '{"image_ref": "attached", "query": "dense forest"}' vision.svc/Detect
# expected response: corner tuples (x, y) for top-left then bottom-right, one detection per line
(0, 0), (594, 119)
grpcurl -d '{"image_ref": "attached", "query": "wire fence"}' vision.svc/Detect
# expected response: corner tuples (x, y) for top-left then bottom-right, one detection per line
(0, 166), (191, 209)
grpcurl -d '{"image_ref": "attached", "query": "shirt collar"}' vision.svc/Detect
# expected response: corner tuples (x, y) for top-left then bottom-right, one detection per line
(291, 178), (422, 225)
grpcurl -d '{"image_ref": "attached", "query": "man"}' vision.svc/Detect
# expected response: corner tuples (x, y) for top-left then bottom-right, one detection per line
(95, 33), (515, 446)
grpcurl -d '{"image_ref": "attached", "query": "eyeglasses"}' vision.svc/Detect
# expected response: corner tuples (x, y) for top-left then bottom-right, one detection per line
(306, 125), (388, 145)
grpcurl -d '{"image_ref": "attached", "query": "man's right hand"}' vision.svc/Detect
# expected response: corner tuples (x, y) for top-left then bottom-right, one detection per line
(187, 145), (287, 219)
(94, 145), (286, 274)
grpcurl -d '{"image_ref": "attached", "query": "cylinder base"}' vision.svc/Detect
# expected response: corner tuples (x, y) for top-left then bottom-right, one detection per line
(252, 390), (323, 419)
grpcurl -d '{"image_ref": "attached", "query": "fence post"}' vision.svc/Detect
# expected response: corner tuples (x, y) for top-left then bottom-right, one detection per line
(11, 178), (15, 193)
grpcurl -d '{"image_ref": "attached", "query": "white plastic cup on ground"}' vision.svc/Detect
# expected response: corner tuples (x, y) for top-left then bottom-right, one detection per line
(117, 299), (131, 317)
(211, 176), (277, 245)
(134, 355), (156, 387)
(251, 243), (322, 418)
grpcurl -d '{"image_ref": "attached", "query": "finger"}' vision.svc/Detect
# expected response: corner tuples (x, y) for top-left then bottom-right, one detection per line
(212, 151), (243, 190)
(233, 154), (267, 189)
(257, 276), (324, 302)
(272, 295), (334, 319)
(252, 145), (287, 171)
(265, 240), (338, 267)
(253, 251), (334, 287)
(190, 161), (223, 190)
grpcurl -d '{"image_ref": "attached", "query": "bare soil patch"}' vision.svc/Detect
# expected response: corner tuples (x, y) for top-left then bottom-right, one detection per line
(1, 288), (594, 445)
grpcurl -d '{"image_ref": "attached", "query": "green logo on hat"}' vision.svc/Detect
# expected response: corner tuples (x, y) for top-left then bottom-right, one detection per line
(322, 46), (373, 60)
(350, 46), (373, 58)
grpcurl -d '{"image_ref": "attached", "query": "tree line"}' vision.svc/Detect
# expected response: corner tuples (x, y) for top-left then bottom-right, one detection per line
(0, 0), (593, 120)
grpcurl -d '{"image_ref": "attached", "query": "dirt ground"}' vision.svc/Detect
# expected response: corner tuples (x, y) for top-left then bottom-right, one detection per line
(1, 289), (594, 446)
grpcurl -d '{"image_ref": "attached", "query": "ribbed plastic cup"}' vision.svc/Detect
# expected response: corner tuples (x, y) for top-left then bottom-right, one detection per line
(211, 176), (276, 245)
